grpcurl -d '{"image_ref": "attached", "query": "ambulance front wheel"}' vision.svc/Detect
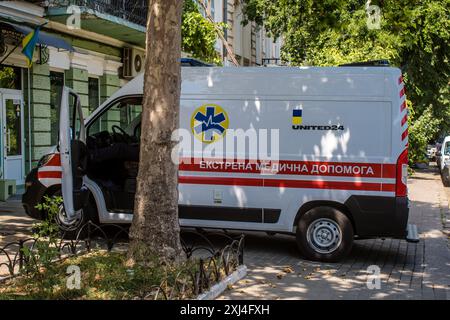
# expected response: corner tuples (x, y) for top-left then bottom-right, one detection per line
(296, 206), (353, 262)
(52, 190), (98, 240)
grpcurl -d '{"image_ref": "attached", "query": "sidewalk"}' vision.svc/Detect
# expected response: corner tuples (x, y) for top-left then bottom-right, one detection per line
(0, 199), (34, 246)
(220, 167), (450, 300)
(0, 199), (36, 277)
(1, 168), (449, 298)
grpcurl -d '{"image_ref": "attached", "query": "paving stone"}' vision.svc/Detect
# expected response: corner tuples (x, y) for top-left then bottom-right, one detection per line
(1, 167), (449, 300)
(220, 167), (450, 300)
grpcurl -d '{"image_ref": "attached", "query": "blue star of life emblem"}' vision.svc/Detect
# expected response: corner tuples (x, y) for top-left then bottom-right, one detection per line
(193, 106), (227, 142)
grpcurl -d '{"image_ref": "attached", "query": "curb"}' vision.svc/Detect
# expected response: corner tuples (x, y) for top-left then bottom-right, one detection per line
(0, 275), (13, 283)
(197, 265), (247, 300)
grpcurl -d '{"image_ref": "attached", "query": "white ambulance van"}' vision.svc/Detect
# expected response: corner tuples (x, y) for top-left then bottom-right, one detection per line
(22, 65), (419, 262)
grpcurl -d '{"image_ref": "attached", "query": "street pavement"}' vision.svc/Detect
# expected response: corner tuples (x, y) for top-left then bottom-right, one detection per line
(1, 166), (449, 299)
(0, 199), (35, 245)
(220, 166), (450, 300)
(0, 199), (36, 278)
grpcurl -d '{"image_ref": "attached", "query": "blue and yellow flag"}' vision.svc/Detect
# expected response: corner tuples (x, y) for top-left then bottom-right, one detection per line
(292, 108), (303, 125)
(21, 26), (41, 67)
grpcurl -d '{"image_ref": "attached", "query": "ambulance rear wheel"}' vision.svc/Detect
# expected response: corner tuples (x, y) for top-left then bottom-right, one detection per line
(296, 206), (353, 262)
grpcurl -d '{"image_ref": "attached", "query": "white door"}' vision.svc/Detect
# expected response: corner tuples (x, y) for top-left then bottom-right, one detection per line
(59, 87), (87, 220)
(0, 90), (24, 185)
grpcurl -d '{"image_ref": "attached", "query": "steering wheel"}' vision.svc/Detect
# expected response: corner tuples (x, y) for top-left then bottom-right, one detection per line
(111, 125), (130, 143)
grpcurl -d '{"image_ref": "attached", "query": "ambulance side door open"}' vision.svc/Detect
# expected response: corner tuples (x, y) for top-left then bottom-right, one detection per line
(59, 87), (89, 221)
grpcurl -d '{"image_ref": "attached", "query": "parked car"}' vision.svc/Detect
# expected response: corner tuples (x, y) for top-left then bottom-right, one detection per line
(437, 136), (450, 170)
(437, 136), (450, 186)
(23, 65), (419, 262)
(442, 164), (450, 187)
(426, 144), (438, 162)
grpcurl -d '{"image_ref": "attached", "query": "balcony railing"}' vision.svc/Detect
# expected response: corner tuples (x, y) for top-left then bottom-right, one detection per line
(37, 0), (148, 27)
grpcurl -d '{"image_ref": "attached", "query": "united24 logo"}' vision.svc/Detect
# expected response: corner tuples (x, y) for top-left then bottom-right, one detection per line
(293, 125), (345, 130)
(291, 108), (344, 130)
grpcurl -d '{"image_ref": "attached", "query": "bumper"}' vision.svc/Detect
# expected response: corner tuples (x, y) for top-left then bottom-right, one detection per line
(21, 168), (48, 220)
(345, 195), (409, 238)
(442, 165), (450, 182)
(406, 224), (419, 242)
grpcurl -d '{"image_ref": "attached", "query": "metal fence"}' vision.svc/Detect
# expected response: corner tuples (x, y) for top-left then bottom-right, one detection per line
(0, 221), (245, 299)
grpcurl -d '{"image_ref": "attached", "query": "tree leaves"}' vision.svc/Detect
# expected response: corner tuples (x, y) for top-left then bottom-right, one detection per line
(242, 0), (449, 158)
(181, 0), (223, 65)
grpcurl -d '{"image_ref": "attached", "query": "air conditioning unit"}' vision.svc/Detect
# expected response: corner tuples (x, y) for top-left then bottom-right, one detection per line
(121, 47), (145, 78)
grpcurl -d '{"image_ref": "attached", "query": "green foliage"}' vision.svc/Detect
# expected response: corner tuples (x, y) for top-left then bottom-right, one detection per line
(20, 196), (62, 275)
(0, 66), (15, 88)
(408, 104), (442, 165)
(34, 195), (62, 239)
(182, 0), (223, 65)
(0, 251), (199, 300)
(241, 0), (450, 163)
(0, 197), (229, 300)
(0, 196), (202, 300)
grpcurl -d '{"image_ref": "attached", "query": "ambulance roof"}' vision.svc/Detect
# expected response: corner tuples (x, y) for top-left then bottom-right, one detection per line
(87, 66), (400, 121)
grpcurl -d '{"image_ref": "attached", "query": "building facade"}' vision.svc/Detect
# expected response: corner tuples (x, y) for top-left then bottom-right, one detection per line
(0, 0), (146, 195)
(204, 0), (282, 66)
(0, 0), (281, 198)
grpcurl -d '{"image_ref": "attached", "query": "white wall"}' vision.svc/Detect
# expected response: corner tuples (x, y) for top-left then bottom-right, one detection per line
(232, 3), (243, 57)
(48, 47), (122, 76)
(212, 0), (224, 56)
(197, 0), (283, 66)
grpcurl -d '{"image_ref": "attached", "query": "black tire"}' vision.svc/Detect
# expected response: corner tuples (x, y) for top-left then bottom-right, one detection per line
(51, 190), (98, 240)
(442, 169), (450, 187)
(296, 206), (353, 262)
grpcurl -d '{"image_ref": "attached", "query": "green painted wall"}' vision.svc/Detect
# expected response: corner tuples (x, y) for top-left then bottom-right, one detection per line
(96, 74), (121, 132)
(100, 74), (120, 104)
(28, 63), (52, 168)
(25, 68), (123, 170)
(65, 68), (89, 116)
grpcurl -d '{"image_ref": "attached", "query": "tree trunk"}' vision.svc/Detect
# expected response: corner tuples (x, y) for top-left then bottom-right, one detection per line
(127, 0), (185, 265)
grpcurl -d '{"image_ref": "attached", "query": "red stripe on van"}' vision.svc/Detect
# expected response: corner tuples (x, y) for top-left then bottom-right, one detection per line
(401, 129), (409, 140)
(401, 114), (408, 126)
(399, 87), (405, 98)
(400, 101), (407, 111)
(382, 164), (396, 178)
(381, 184), (396, 192)
(264, 179), (383, 191)
(37, 171), (62, 179)
(398, 75), (403, 85)
(179, 176), (394, 192)
(179, 176), (264, 187)
(179, 158), (396, 179)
